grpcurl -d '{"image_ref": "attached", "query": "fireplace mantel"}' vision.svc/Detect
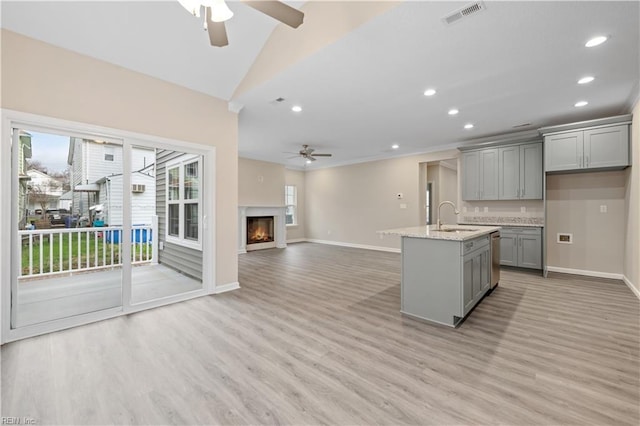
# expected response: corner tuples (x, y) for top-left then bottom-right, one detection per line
(238, 206), (287, 254)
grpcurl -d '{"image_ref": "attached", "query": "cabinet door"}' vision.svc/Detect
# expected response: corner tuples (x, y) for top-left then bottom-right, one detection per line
(544, 131), (583, 172)
(480, 148), (499, 199)
(462, 151), (480, 200)
(462, 255), (475, 313)
(518, 234), (542, 269)
(520, 143), (543, 199)
(472, 253), (482, 300)
(499, 232), (518, 266)
(479, 247), (491, 293)
(584, 125), (629, 169)
(498, 145), (520, 200)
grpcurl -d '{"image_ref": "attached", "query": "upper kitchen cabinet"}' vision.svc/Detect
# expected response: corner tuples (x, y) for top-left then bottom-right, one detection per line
(540, 115), (631, 173)
(498, 142), (542, 200)
(461, 149), (498, 200)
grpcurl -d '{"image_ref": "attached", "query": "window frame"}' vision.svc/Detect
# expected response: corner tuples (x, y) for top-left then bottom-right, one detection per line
(284, 185), (297, 227)
(165, 154), (202, 250)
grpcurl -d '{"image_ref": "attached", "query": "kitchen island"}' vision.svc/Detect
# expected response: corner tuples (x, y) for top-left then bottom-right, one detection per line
(379, 224), (501, 327)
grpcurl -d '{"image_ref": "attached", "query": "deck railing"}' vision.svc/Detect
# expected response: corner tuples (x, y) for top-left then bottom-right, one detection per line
(18, 223), (156, 279)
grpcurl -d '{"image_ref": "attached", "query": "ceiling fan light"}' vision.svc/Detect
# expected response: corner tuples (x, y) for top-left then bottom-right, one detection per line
(208, 0), (234, 22)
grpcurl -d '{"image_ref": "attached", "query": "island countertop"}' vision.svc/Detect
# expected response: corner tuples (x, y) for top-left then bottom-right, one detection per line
(378, 224), (501, 241)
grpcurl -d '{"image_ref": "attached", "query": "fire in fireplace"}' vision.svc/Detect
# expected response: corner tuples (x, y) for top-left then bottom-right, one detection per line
(247, 216), (275, 245)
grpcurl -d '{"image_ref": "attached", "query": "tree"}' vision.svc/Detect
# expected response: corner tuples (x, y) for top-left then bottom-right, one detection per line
(50, 167), (71, 191)
(26, 159), (48, 174)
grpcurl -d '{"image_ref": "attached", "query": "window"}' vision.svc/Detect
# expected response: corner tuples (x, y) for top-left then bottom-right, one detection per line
(166, 156), (202, 248)
(285, 185), (297, 226)
(104, 145), (114, 161)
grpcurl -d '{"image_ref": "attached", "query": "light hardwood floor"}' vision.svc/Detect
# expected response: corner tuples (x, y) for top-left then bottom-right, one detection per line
(2, 242), (639, 425)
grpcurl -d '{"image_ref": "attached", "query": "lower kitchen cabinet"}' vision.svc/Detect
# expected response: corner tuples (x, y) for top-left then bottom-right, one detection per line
(462, 239), (491, 315)
(500, 227), (542, 269)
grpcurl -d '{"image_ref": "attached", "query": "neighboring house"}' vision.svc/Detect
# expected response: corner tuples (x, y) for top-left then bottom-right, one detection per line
(96, 171), (156, 226)
(57, 190), (73, 211)
(156, 149), (202, 280)
(17, 131), (32, 227)
(25, 169), (64, 215)
(67, 137), (155, 224)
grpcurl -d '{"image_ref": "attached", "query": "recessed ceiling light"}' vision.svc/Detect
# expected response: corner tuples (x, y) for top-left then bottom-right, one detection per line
(424, 88), (437, 96)
(585, 36), (607, 47)
(448, 108), (459, 115)
(574, 101), (589, 107)
(391, 144), (400, 149)
(464, 123), (474, 129)
(578, 76), (595, 84)
(291, 105), (302, 112)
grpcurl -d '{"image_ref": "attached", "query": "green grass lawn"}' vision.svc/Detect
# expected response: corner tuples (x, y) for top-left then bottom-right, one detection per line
(21, 232), (152, 275)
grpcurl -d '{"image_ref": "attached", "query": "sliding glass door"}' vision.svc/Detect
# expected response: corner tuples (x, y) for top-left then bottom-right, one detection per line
(6, 117), (211, 340)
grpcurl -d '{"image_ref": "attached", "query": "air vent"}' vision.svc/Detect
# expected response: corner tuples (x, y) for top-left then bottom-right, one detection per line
(443, 1), (486, 25)
(131, 184), (146, 193)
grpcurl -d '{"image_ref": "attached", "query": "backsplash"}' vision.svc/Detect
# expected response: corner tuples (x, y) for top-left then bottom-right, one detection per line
(461, 215), (544, 226)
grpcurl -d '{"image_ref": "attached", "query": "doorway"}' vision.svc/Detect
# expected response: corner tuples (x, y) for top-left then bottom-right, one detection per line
(3, 113), (214, 342)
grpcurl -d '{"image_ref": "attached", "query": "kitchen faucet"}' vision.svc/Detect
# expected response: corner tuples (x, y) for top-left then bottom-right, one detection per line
(437, 201), (460, 230)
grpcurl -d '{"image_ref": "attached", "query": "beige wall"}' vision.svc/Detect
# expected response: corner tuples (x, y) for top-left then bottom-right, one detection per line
(238, 157), (285, 206)
(285, 169), (306, 241)
(624, 99), (639, 293)
(1, 30), (239, 285)
(305, 150), (459, 250)
(546, 171), (626, 275)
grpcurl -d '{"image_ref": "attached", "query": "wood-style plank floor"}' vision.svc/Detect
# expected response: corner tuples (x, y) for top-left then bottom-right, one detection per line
(2, 242), (639, 425)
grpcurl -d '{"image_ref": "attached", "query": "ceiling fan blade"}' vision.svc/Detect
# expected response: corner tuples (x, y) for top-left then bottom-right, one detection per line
(308, 156), (317, 162)
(206, 7), (229, 47)
(312, 153), (332, 157)
(286, 155), (300, 159)
(243, 1), (304, 28)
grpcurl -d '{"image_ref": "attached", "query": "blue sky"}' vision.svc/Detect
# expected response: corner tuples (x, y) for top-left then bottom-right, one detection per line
(26, 131), (71, 173)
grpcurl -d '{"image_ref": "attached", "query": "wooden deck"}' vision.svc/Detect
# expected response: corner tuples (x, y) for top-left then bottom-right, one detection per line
(2, 242), (639, 425)
(14, 263), (202, 327)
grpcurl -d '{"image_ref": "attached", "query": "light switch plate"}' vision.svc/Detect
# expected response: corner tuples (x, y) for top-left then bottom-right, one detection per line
(600, 205), (607, 213)
(400, 203), (407, 209)
(483, 207), (489, 213)
(474, 207), (479, 213)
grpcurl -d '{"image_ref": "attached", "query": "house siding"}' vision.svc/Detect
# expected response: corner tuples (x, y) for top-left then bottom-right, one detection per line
(156, 149), (203, 281)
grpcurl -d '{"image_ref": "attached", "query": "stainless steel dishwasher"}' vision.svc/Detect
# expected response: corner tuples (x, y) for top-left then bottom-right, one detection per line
(490, 231), (501, 289)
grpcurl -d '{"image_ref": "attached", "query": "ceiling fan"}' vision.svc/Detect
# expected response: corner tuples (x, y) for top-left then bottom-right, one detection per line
(289, 145), (333, 162)
(178, 0), (304, 47)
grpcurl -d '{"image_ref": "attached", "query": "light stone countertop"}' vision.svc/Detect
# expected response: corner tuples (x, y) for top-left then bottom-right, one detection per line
(378, 224), (501, 241)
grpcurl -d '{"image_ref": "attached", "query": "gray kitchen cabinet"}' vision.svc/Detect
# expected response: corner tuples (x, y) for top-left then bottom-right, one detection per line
(499, 227), (542, 270)
(544, 124), (629, 172)
(498, 142), (542, 200)
(462, 240), (491, 315)
(461, 148), (499, 200)
(401, 233), (492, 327)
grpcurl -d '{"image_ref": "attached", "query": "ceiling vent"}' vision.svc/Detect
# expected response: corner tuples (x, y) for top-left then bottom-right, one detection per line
(443, 1), (486, 25)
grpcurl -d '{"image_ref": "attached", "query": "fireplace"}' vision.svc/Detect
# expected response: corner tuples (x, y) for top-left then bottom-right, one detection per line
(246, 216), (276, 251)
(238, 206), (286, 253)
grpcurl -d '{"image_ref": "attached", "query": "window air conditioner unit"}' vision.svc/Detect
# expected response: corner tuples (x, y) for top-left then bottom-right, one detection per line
(131, 184), (146, 193)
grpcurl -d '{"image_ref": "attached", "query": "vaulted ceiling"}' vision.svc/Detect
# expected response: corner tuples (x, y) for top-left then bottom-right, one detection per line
(2, 1), (639, 169)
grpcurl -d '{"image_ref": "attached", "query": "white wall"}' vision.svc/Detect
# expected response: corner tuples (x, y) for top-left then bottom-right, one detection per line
(238, 157), (285, 207)
(305, 150), (459, 250)
(624, 98), (639, 295)
(546, 171), (627, 275)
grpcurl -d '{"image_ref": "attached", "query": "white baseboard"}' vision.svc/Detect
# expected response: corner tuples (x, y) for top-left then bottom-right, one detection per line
(213, 282), (240, 294)
(546, 266), (623, 280)
(237, 249), (247, 255)
(306, 239), (401, 253)
(286, 238), (307, 244)
(623, 275), (640, 300)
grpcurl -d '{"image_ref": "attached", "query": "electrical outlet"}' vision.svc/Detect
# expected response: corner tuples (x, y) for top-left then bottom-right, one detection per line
(521, 206), (526, 213)
(159, 241), (164, 250)
(327, 230), (331, 235)
(600, 205), (608, 213)
(474, 207), (479, 213)
(483, 207), (489, 213)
